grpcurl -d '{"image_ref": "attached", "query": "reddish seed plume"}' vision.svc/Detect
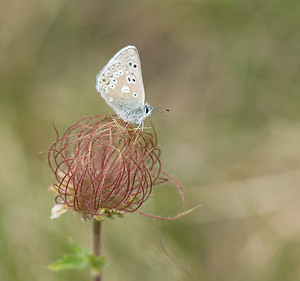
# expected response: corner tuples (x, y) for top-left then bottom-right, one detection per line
(48, 116), (189, 220)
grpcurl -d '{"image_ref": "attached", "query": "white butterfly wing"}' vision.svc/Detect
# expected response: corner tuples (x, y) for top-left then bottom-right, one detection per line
(96, 46), (146, 116)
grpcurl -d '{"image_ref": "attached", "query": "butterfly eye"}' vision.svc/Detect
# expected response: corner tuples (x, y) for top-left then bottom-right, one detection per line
(145, 107), (149, 114)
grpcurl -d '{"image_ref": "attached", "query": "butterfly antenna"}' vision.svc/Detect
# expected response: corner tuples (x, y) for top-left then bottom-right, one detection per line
(153, 106), (171, 116)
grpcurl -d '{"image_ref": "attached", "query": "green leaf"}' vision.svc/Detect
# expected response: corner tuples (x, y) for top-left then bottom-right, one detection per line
(48, 255), (88, 271)
(86, 255), (106, 275)
(48, 238), (105, 273)
(68, 238), (90, 256)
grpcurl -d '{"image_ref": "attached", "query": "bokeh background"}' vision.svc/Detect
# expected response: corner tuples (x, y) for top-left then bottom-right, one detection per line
(1, 0), (300, 280)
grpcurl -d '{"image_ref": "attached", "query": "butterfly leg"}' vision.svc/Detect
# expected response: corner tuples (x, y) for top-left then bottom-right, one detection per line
(133, 120), (143, 133)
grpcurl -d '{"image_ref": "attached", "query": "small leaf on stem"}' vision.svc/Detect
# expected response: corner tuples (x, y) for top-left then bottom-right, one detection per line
(48, 255), (88, 271)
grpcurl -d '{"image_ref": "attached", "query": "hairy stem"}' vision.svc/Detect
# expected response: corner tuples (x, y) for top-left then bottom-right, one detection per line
(92, 219), (102, 281)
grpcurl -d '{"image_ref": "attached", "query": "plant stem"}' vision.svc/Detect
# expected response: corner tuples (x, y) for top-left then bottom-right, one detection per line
(92, 219), (102, 281)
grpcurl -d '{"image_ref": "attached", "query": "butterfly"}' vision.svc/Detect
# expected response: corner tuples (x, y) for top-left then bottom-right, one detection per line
(96, 45), (154, 128)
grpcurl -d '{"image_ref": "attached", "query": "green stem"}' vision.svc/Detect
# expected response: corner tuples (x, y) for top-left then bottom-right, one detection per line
(92, 219), (102, 281)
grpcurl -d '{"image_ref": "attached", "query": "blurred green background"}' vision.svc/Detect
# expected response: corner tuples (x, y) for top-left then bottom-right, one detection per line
(1, 0), (300, 280)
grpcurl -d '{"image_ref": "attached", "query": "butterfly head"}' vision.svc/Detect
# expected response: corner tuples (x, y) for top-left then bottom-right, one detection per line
(143, 103), (154, 119)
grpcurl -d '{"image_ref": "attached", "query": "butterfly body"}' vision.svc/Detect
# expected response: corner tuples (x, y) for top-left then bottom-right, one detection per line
(96, 45), (153, 125)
